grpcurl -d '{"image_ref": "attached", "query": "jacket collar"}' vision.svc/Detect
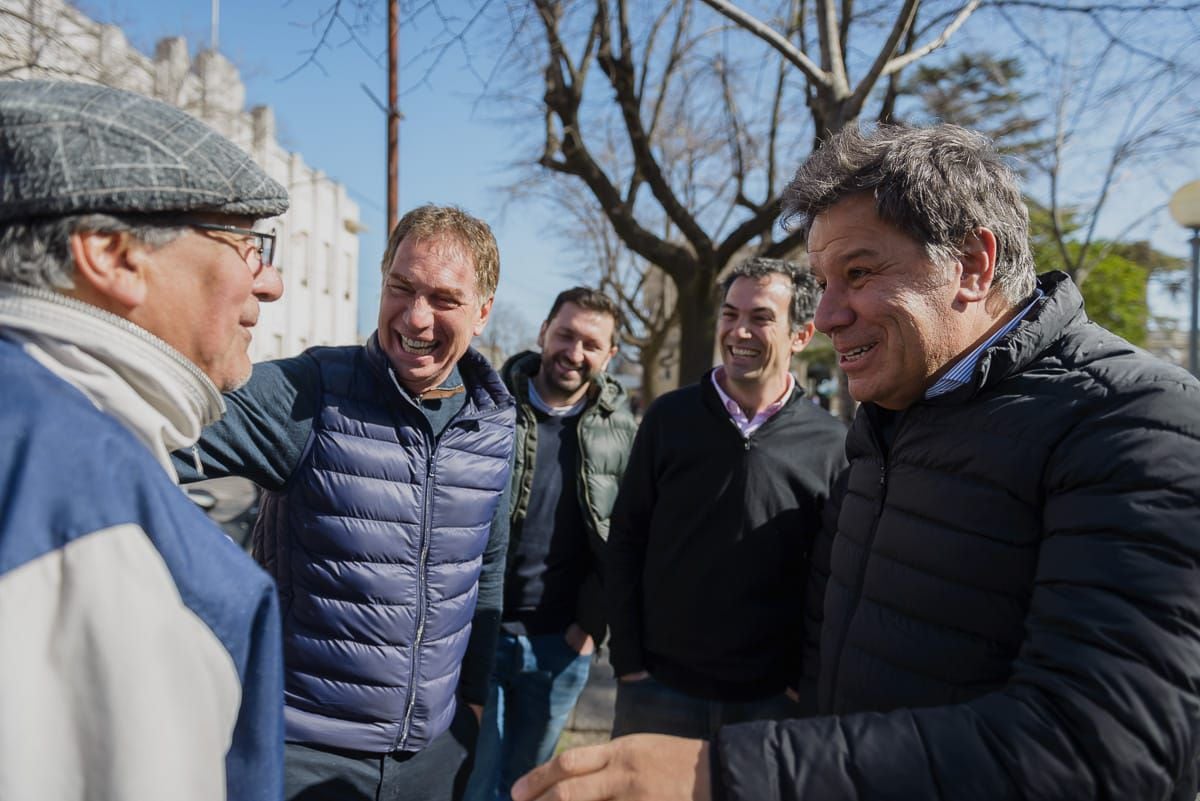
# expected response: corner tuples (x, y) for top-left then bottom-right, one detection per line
(501, 349), (625, 415)
(850, 271), (1088, 457)
(924, 271), (1085, 407)
(365, 331), (513, 413)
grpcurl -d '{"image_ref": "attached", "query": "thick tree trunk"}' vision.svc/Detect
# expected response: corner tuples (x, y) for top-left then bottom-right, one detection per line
(675, 273), (720, 386)
(836, 367), (856, 423)
(638, 336), (670, 408)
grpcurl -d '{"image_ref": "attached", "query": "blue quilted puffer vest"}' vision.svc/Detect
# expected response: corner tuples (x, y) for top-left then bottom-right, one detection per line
(255, 338), (515, 753)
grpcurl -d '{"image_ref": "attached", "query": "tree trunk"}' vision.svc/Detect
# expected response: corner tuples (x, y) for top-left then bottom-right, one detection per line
(675, 273), (719, 386)
(836, 368), (856, 423)
(638, 335), (669, 408)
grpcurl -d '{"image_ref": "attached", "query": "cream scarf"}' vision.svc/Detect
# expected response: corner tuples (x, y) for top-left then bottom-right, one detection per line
(0, 283), (225, 481)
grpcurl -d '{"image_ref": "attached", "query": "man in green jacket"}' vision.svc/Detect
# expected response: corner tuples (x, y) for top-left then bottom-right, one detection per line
(465, 286), (637, 801)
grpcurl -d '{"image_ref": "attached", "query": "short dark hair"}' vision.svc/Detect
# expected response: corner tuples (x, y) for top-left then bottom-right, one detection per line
(544, 286), (623, 347)
(783, 123), (1036, 305)
(720, 257), (818, 333)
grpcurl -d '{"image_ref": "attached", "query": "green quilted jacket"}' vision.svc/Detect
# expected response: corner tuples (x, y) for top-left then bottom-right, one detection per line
(500, 350), (638, 644)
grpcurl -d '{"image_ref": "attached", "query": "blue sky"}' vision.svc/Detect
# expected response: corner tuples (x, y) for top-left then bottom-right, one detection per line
(77, 0), (1200, 337)
(79, 0), (569, 339)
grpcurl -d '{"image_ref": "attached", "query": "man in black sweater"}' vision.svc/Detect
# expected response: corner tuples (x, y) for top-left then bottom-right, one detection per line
(605, 257), (847, 740)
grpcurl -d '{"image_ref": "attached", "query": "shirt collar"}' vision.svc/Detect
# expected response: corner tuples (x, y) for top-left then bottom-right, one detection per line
(711, 367), (795, 437)
(925, 288), (1044, 400)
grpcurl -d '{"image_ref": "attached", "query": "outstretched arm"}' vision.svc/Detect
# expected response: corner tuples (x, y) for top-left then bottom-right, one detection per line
(173, 354), (321, 489)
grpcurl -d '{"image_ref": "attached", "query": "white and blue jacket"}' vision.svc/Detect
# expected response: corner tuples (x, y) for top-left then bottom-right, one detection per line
(0, 284), (283, 801)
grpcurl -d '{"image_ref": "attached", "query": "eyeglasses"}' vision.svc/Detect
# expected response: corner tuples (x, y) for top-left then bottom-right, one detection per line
(189, 222), (277, 277)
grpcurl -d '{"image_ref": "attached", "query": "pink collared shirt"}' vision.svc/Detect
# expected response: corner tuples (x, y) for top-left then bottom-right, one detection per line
(710, 368), (795, 438)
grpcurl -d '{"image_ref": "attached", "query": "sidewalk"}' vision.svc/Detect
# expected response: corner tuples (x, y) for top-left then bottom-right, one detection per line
(560, 649), (617, 750)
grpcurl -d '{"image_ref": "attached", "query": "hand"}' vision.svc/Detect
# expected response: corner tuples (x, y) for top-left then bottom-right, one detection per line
(618, 670), (650, 683)
(565, 623), (595, 655)
(511, 734), (711, 801)
(785, 687), (800, 703)
(468, 703), (483, 724)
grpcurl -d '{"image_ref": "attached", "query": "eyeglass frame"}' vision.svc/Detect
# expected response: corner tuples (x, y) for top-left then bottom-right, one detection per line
(187, 222), (277, 276)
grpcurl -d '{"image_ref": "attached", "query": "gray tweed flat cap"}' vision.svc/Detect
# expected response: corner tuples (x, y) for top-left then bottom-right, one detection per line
(0, 79), (288, 222)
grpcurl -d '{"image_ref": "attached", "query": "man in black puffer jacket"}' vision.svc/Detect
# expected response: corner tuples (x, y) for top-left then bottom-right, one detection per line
(513, 124), (1200, 801)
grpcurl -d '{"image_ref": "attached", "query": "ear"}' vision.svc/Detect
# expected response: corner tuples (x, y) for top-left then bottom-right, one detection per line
(790, 321), (816, 354)
(472, 295), (495, 337)
(66, 230), (148, 313)
(536, 319), (549, 351)
(600, 342), (618, 372)
(956, 227), (997, 304)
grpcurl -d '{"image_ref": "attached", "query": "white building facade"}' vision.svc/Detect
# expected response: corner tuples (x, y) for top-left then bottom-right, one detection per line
(0, 0), (361, 359)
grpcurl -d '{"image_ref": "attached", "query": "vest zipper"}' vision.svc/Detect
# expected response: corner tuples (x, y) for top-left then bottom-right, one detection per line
(384, 383), (513, 750)
(397, 442), (438, 750)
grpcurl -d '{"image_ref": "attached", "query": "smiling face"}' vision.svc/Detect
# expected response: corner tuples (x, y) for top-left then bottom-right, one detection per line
(807, 193), (970, 410)
(535, 301), (618, 407)
(717, 272), (812, 395)
(377, 234), (492, 394)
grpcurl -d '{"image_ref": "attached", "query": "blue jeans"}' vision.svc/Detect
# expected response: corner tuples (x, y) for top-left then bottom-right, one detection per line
(464, 631), (593, 801)
(611, 674), (801, 740)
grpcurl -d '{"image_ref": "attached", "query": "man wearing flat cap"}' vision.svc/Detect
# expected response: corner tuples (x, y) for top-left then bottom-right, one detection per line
(0, 80), (287, 801)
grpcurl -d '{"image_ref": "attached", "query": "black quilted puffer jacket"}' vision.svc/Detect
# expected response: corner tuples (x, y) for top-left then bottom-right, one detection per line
(715, 271), (1200, 801)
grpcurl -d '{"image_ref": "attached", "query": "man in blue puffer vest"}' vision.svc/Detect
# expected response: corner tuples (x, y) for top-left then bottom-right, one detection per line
(0, 80), (287, 801)
(177, 204), (517, 801)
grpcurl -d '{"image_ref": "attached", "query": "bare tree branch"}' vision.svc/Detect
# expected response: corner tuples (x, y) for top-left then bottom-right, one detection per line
(882, 0), (980, 76)
(697, 0), (829, 88)
(845, 0), (919, 111)
(597, 0), (712, 255)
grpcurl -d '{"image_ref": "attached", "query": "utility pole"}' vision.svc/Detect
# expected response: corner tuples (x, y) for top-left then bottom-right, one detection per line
(387, 0), (399, 233)
(211, 0), (219, 51)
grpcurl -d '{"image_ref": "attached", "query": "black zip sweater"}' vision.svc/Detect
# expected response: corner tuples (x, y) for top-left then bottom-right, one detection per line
(606, 372), (847, 702)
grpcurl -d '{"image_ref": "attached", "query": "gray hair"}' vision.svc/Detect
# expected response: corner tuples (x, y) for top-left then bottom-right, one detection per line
(0, 214), (185, 290)
(783, 124), (1036, 305)
(720, 256), (819, 333)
